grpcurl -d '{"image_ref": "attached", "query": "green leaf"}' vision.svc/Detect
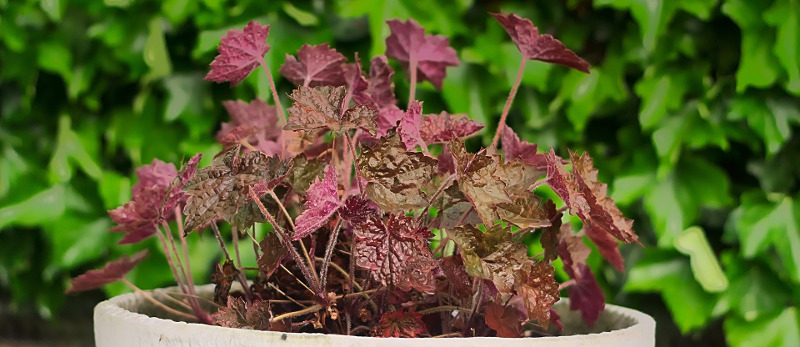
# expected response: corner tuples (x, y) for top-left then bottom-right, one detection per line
(99, 171), (131, 210)
(0, 185), (67, 230)
(48, 115), (103, 183)
(37, 39), (73, 81)
(719, 253), (791, 322)
(0, 146), (30, 200)
(764, 0), (800, 95)
(163, 73), (205, 122)
(44, 214), (111, 268)
(40, 0), (67, 22)
(635, 71), (691, 130)
(162, 0), (196, 25)
(283, 2), (319, 26)
(625, 250), (716, 332)
(336, 0), (410, 58)
(675, 226), (728, 292)
(143, 17), (172, 83)
(729, 96), (792, 156)
(722, 0), (781, 92)
(725, 308), (800, 347)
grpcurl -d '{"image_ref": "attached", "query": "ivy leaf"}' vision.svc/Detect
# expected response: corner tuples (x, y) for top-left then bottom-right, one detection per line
(285, 86), (378, 135)
(182, 149), (289, 232)
(385, 19), (460, 89)
(66, 250), (148, 293)
(398, 100), (426, 150)
(491, 12), (590, 73)
(500, 125), (547, 169)
(109, 159), (178, 244)
(204, 21), (270, 86)
(353, 214), (438, 293)
(763, 0), (800, 95)
(293, 164), (341, 239)
(279, 43), (348, 87)
(358, 131), (436, 211)
(545, 150), (638, 244)
(211, 260), (239, 305)
(485, 301), (524, 338)
(419, 111), (484, 144)
(212, 297), (271, 330)
(217, 99), (281, 154)
(375, 310), (427, 338)
(514, 261), (559, 328)
(726, 308), (800, 347)
(258, 232), (286, 279)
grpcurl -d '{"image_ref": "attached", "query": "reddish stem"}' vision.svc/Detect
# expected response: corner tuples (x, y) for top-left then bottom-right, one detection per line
(490, 58), (527, 150)
(259, 57), (287, 156)
(408, 55), (418, 103)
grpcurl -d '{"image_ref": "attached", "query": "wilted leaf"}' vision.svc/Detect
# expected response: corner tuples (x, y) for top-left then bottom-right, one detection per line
(353, 214), (437, 293)
(385, 19), (460, 89)
(419, 112), (484, 144)
(212, 297), (271, 330)
(211, 260), (240, 305)
(286, 155), (326, 194)
(491, 12), (590, 73)
(279, 43), (348, 87)
(66, 250), (148, 293)
(285, 86), (377, 135)
(485, 301), (524, 338)
(358, 132), (436, 211)
(514, 261), (559, 328)
(258, 232), (286, 279)
(375, 310), (427, 338)
(293, 164), (341, 239)
(205, 21), (271, 86)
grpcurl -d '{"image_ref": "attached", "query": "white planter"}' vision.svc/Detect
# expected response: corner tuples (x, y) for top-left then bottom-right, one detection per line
(94, 284), (655, 346)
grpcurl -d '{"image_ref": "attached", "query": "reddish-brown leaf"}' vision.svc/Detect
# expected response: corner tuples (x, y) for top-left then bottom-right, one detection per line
(491, 12), (590, 73)
(205, 21), (271, 86)
(500, 125), (548, 169)
(567, 264), (605, 326)
(398, 100), (425, 150)
(419, 112), (483, 144)
(375, 310), (427, 338)
(338, 195), (379, 226)
(440, 256), (473, 299)
(212, 297), (271, 330)
(293, 164), (341, 239)
(258, 231), (287, 279)
(353, 214), (437, 293)
(448, 224), (527, 293)
(211, 260), (240, 305)
(66, 250), (148, 293)
(485, 301), (525, 338)
(279, 43), (348, 87)
(514, 261), (559, 328)
(217, 99), (281, 154)
(585, 224), (624, 272)
(385, 19), (460, 89)
(285, 86), (378, 135)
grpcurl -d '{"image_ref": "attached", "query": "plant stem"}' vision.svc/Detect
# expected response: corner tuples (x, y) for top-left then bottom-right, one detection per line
(268, 190), (296, 230)
(316, 256), (363, 291)
(155, 228), (188, 295)
(345, 132), (363, 193)
(161, 223), (191, 294)
(248, 186), (320, 293)
(270, 304), (322, 323)
(210, 223), (232, 262)
(319, 219), (342, 289)
(558, 279), (576, 291)
(417, 305), (473, 315)
(418, 173), (456, 220)
(408, 55), (418, 102)
(258, 57), (287, 156)
(231, 227), (253, 301)
(490, 58), (527, 150)
(121, 279), (198, 322)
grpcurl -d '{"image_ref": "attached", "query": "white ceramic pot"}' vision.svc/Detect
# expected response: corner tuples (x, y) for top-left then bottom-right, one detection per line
(94, 284), (655, 346)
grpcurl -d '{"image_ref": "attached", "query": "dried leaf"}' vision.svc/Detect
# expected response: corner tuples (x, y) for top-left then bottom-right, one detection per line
(385, 19), (460, 89)
(293, 164), (341, 239)
(213, 297), (271, 330)
(449, 224), (528, 293)
(358, 131), (436, 211)
(514, 261), (559, 328)
(353, 214), (437, 293)
(211, 260), (240, 305)
(375, 310), (427, 338)
(205, 21), (271, 86)
(285, 86), (377, 135)
(286, 155), (326, 194)
(419, 112), (484, 144)
(491, 12), (590, 73)
(66, 250), (148, 293)
(485, 301), (524, 338)
(279, 43), (348, 87)
(258, 232), (286, 279)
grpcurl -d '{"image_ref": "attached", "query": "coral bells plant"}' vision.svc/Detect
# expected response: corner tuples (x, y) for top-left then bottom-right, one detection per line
(69, 12), (640, 338)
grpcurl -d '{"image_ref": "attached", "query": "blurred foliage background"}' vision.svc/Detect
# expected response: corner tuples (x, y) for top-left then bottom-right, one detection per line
(1, 0), (799, 345)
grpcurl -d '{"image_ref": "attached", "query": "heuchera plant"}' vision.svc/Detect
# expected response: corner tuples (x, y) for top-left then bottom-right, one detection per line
(68, 12), (639, 338)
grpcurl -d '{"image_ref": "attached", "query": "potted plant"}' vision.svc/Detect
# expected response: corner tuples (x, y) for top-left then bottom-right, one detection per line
(71, 11), (655, 346)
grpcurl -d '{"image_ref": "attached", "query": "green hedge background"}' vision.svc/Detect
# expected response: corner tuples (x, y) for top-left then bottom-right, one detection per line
(1, 0), (799, 345)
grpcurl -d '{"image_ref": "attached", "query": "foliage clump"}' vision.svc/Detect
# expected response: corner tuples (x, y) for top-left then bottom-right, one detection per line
(68, 12), (638, 338)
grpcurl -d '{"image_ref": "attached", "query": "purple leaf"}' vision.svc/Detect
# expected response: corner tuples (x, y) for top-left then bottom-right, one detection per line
(585, 224), (624, 272)
(491, 12), (590, 73)
(338, 195), (379, 226)
(66, 250), (148, 293)
(375, 310), (427, 338)
(279, 43), (348, 87)
(567, 264), (605, 326)
(485, 301), (524, 337)
(205, 21), (271, 86)
(293, 164), (340, 239)
(217, 99), (281, 154)
(398, 100), (425, 150)
(162, 154), (203, 219)
(285, 86), (378, 135)
(385, 19), (460, 89)
(500, 125), (547, 169)
(419, 112), (484, 144)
